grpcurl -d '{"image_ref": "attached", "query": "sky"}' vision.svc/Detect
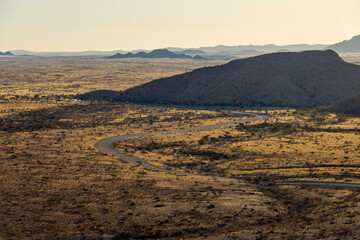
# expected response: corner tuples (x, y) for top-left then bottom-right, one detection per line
(0, 0), (359, 52)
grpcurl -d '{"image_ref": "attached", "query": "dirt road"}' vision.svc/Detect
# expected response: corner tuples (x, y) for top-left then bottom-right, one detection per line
(94, 110), (360, 189)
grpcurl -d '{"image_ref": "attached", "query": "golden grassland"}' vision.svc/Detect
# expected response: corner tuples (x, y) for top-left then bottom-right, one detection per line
(1, 53), (355, 100)
(116, 109), (360, 181)
(3, 100), (360, 239)
(0, 100), (279, 239)
(1, 55), (360, 239)
(0, 56), (225, 98)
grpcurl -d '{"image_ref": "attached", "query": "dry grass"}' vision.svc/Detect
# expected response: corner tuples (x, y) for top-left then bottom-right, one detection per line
(0, 100), (275, 239)
(0, 56), (225, 98)
(116, 109), (360, 181)
(2, 55), (360, 239)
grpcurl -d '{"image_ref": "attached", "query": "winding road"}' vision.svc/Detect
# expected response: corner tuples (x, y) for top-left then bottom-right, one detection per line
(94, 110), (360, 189)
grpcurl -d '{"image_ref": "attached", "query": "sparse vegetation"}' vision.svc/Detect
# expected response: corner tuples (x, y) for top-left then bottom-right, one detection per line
(116, 109), (360, 181)
(2, 55), (360, 239)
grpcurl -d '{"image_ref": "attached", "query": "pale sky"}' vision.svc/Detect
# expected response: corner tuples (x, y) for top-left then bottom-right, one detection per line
(0, 0), (359, 52)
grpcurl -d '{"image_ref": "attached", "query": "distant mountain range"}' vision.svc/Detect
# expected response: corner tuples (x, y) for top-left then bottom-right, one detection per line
(325, 35), (360, 53)
(8, 34), (360, 56)
(10, 50), (127, 56)
(77, 50), (360, 108)
(0, 51), (14, 56)
(194, 44), (328, 54)
(175, 49), (206, 55)
(106, 49), (204, 60)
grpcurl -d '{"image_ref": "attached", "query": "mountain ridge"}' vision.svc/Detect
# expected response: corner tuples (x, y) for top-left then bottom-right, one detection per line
(325, 35), (360, 53)
(108, 50), (360, 107)
(9, 35), (360, 56)
(106, 49), (204, 60)
(0, 51), (14, 56)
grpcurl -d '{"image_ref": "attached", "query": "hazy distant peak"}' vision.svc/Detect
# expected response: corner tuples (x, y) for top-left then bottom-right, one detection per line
(325, 34), (360, 53)
(177, 49), (206, 54)
(0, 51), (14, 56)
(150, 49), (171, 53)
(111, 53), (125, 57)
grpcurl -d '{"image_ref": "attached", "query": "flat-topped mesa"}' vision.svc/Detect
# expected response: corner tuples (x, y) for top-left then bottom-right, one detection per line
(120, 50), (360, 107)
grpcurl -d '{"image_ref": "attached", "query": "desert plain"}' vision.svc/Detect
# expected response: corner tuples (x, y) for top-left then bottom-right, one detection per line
(1, 55), (360, 239)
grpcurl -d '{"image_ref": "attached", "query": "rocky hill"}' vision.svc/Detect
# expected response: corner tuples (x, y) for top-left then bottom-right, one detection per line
(118, 50), (360, 107)
(325, 35), (360, 53)
(106, 49), (203, 60)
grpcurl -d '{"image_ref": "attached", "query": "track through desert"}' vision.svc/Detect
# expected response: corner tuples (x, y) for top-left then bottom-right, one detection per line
(94, 110), (360, 189)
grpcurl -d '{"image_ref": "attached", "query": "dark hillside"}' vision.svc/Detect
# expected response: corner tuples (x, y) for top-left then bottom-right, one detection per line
(120, 50), (360, 107)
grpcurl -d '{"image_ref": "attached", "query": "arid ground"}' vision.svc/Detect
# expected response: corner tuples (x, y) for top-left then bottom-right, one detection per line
(1, 55), (360, 239)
